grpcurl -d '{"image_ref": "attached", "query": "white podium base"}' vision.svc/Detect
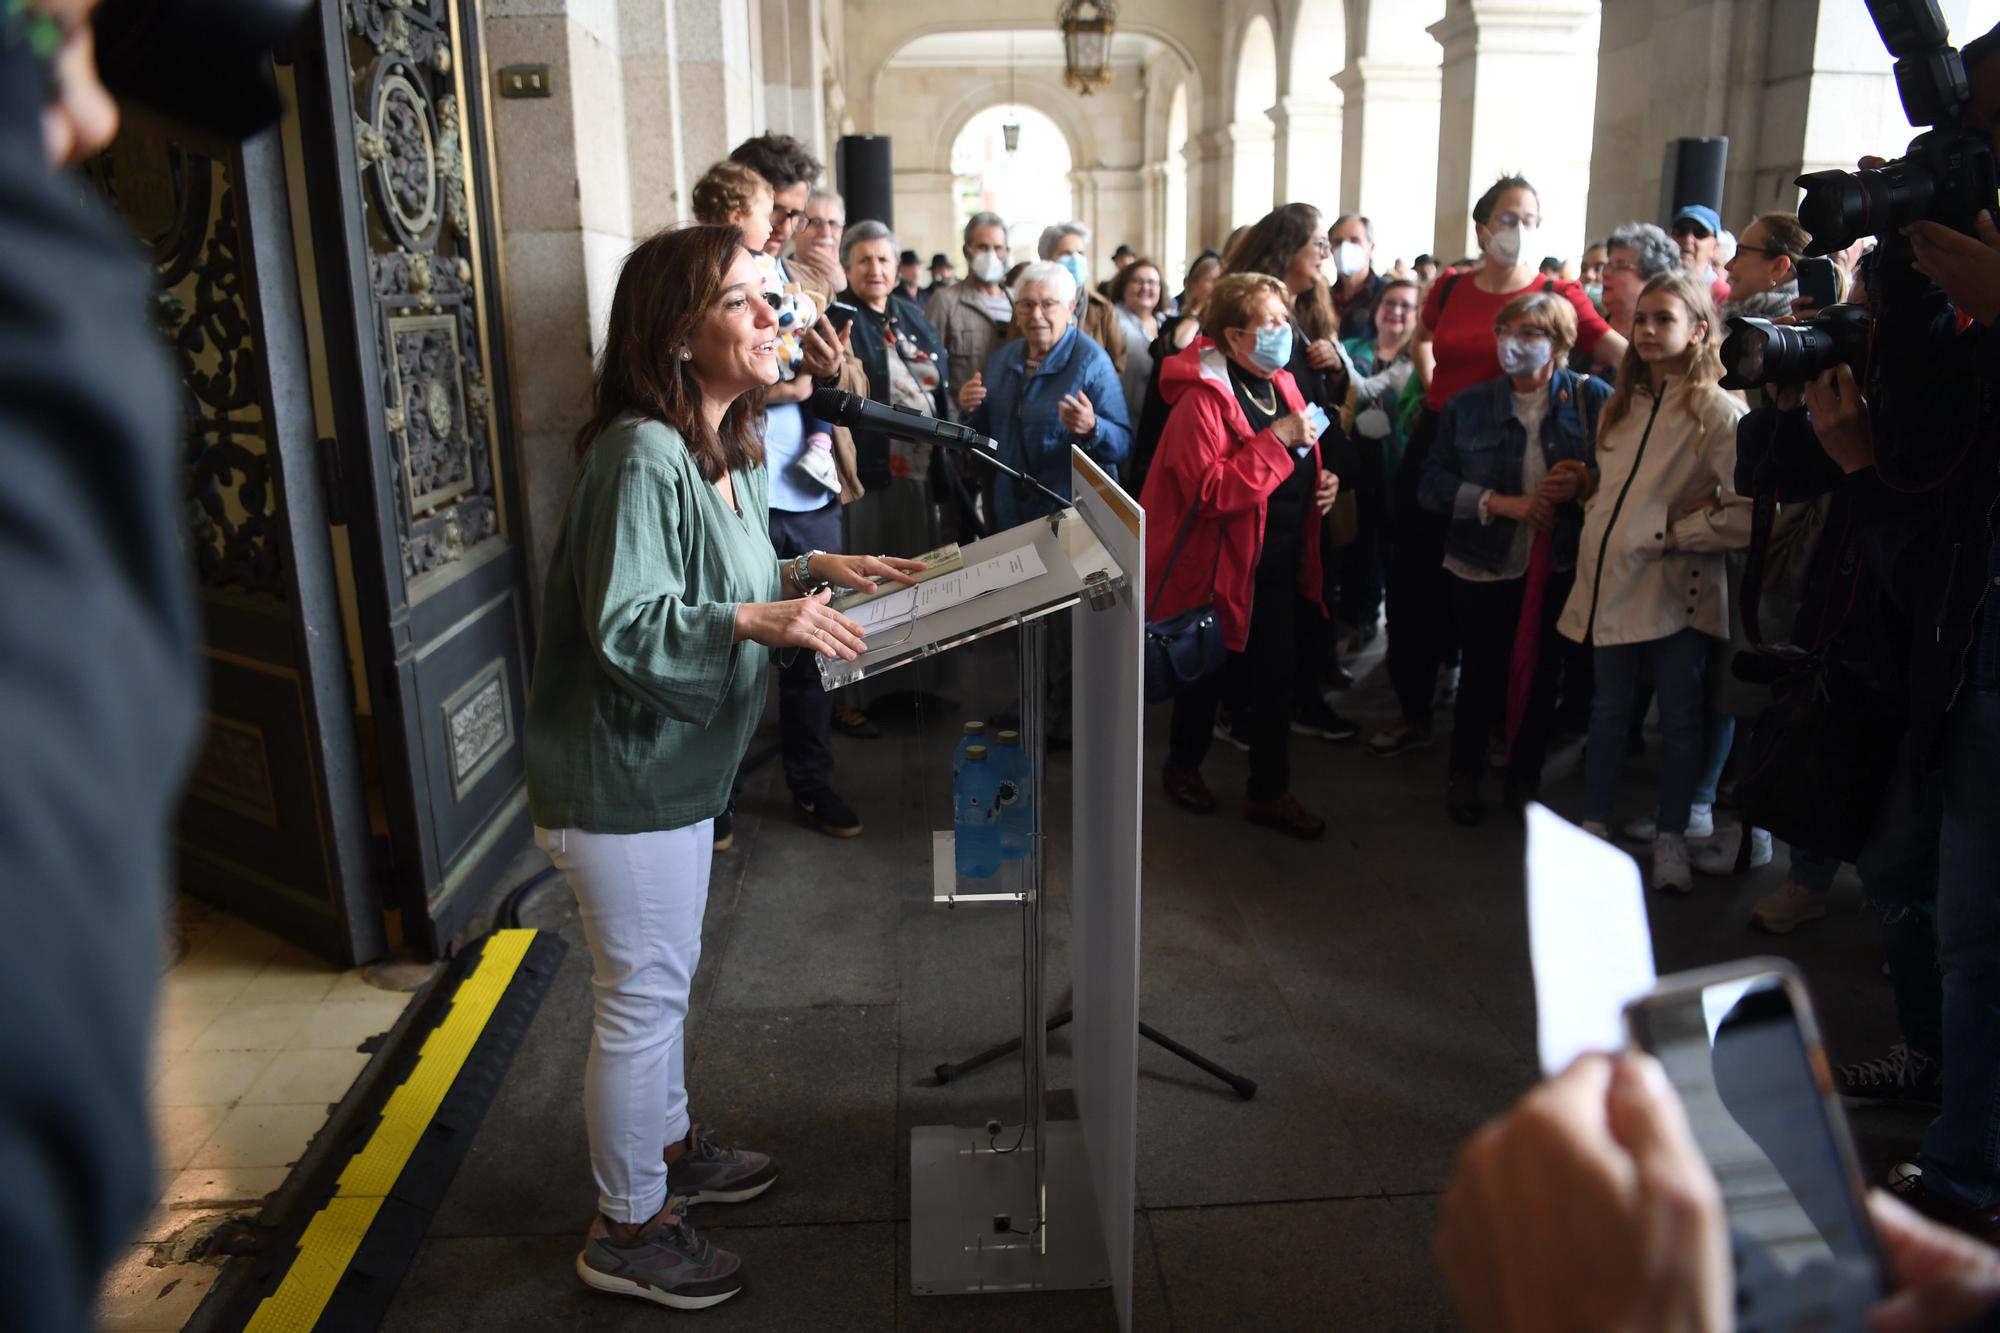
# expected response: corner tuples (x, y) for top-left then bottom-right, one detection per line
(908, 1119), (1112, 1297)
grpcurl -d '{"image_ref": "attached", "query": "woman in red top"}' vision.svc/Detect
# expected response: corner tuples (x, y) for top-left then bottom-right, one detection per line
(1141, 274), (1340, 839)
(1370, 175), (1629, 759)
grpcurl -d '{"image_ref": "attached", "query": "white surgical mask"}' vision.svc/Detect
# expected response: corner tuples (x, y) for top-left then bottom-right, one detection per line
(1333, 240), (1369, 278)
(1496, 335), (1553, 377)
(1486, 223), (1534, 268)
(970, 251), (1007, 285)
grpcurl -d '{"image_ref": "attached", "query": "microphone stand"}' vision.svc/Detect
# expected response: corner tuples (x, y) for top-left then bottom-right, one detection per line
(939, 436), (1074, 534)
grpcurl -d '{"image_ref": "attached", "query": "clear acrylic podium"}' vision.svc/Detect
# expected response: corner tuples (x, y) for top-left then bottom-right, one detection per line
(818, 451), (1145, 1330)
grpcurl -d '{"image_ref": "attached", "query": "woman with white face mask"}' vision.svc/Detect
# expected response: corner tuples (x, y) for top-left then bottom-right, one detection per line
(1417, 291), (1610, 825)
(1372, 175), (1628, 761)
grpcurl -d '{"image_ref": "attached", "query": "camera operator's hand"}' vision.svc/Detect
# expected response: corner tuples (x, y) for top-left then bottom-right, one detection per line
(35, 1), (117, 166)
(1867, 1190), (2000, 1333)
(1903, 213), (2000, 327)
(1437, 1053), (1730, 1333)
(1766, 383), (1805, 412)
(1804, 363), (1876, 474)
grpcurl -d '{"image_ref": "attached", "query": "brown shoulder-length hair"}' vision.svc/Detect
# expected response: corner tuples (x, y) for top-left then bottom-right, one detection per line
(1600, 269), (1723, 440)
(573, 225), (766, 479)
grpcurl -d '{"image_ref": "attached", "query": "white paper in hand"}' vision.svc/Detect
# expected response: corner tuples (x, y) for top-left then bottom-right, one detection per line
(1524, 804), (1656, 1075)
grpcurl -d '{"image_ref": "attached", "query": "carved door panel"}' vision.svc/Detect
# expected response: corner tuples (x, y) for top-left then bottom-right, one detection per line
(94, 129), (386, 965)
(292, 0), (534, 957)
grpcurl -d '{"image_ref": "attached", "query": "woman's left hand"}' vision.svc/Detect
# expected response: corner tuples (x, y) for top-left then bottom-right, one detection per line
(810, 552), (926, 594)
(1306, 338), (1342, 370)
(1314, 470), (1341, 516)
(1058, 390), (1097, 437)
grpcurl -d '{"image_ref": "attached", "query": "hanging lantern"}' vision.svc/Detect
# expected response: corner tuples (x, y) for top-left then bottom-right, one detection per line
(1059, 0), (1117, 96)
(1002, 118), (1022, 153)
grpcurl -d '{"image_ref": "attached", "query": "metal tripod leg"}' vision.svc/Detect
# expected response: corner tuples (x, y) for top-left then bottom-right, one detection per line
(935, 1008), (1257, 1101)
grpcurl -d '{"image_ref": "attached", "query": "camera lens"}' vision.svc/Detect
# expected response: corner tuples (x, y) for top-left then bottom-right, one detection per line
(1720, 317), (1832, 390)
(1795, 160), (1937, 255)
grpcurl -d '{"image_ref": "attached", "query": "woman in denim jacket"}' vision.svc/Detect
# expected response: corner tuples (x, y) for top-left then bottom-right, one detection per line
(1420, 290), (1609, 824)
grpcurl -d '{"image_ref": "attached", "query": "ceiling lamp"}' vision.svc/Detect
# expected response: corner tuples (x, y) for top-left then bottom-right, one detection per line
(1004, 30), (1021, 151)
(1059, 0), (1117, 96)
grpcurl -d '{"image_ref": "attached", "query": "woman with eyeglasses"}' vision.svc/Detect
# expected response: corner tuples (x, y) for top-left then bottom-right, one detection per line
(1721, 212), (1808, 321)
(1337, 277), (1422, 646)
(1371, 174), (1627, 760)
(1419, 291), (1608, 824)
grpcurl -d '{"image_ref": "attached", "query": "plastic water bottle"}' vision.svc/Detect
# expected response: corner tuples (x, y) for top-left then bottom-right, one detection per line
(994, 729), (1030, 861)
(952, 720), (987, 778)
(954, 745), (1002, 879)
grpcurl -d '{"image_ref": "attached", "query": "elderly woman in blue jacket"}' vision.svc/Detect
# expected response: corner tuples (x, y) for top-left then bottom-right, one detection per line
(1419, 288), (1608, 826)
(957, 259), (1131, 528)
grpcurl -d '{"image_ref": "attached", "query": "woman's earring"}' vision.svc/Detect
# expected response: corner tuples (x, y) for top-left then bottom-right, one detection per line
(680, 349), (692, 361)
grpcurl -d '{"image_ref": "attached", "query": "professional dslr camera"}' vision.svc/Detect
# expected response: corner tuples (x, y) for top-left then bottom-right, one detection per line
(1793, 0), (1997, 254)
(1719, 304), (1870, 390)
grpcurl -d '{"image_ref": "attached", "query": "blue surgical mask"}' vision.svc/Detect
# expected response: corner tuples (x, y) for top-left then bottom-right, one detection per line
(1059, 252), (1089, 291)
(1496, 334), (1553, 377)
(1244, 323), (1294, 374)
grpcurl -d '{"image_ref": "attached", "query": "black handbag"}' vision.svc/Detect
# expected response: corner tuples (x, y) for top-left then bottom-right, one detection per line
(1730, 446), (1895, 862)
(1143, 500), (1227, 703)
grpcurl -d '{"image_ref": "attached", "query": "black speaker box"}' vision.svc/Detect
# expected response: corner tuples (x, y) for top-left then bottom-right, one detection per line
(837, 134), (894, 229)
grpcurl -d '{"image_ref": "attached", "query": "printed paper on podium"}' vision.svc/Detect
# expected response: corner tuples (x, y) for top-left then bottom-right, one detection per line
(848, 547), (1049, 638)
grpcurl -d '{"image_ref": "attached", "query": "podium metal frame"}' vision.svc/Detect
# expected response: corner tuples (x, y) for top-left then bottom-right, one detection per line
(818, 459), (1136, 1318)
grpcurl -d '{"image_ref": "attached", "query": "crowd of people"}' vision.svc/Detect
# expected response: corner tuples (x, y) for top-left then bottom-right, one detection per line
(11, 0), (2000, 1323)
(653, 97), (2000, 1330)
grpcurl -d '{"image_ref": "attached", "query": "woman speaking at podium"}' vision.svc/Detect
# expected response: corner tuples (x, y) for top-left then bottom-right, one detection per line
(522, 225), (919, 1311)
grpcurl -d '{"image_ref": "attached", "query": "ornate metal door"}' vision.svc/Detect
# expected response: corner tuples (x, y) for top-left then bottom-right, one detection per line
(291, 0), (534, 959)
(94, 126), (386, 964)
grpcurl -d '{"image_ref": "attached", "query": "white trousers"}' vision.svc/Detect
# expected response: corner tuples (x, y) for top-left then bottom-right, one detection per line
(535, 821), (712, 1223)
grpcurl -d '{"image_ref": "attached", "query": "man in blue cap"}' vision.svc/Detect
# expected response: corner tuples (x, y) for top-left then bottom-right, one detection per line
(1670, 203), (1731, 307)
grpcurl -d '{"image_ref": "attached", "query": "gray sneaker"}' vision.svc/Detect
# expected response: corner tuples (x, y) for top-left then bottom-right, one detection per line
(576, 1196), (745, 1310)
(673, 1124), (780, 1204)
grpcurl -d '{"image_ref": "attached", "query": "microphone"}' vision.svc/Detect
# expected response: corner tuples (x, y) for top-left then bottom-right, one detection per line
(807, 388), (990, 449)
(804, 388), (1073, 518)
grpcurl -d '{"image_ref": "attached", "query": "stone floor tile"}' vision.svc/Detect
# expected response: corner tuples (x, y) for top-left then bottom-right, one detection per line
(237, 1047), (372, 1106)
(185, 1102), (329, 1171)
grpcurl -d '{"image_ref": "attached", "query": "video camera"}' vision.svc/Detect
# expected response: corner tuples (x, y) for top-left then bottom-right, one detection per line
(1794, 0), (1997, 254)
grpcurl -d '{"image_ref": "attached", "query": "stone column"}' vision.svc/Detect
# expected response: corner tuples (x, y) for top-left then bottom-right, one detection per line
(889, 169), (956, 270)
(484, 1), (635, 597)
(1182, 127), (1230, 255)
(1336, 58), (1443, 264)
(1270, 95), (1343, 224)
(673, 0), (757, 176)
(1429, 0), (1600, 265)
(1225, 117), (1277, 228)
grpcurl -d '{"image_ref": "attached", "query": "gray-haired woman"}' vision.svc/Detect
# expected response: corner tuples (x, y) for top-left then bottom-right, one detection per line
(836, 219), (953, 563)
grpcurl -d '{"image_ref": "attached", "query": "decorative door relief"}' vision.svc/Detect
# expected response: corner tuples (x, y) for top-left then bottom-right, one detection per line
(346, 0), (503, 601)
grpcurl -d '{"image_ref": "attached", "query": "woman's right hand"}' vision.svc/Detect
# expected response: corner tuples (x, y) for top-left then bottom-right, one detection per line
(958, 372), (986, 415)
(1271, 411), (1317, 447)
(734, 589), (867, 661)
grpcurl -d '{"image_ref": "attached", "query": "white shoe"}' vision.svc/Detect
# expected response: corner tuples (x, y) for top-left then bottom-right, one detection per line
(1581, 820), (1611, 840)
(1652, 833), (1693, 894)
(1750, 880), (1829, 934)
(1692, 825), (1773, 876)
(1624, 803), (1714, 842)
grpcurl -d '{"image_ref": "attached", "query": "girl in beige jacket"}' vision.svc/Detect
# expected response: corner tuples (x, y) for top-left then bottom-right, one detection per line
(1557, 271), (1750, 890)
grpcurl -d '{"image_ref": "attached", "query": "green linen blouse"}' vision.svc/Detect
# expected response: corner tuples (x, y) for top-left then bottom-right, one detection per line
(524, 414), (780, 833)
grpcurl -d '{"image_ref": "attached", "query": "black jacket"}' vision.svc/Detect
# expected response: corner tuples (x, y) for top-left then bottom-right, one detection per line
(837, 289), (949, 490)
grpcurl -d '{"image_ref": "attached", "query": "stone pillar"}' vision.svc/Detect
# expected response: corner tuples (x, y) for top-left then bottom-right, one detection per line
(1225, 118), (1277, 228)
(484, 1), (635, 598)
(1336, 58), (1443, 264)
(674, 0), (757, 176)
(618, 0), (680, 233)
(1429, 0), (1600, 265)
(890, 169), (956, 272)
(1071, 166), (1147, 273)
(1183, 128), (1230, 255)
(1270, 95), (1343, 224)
